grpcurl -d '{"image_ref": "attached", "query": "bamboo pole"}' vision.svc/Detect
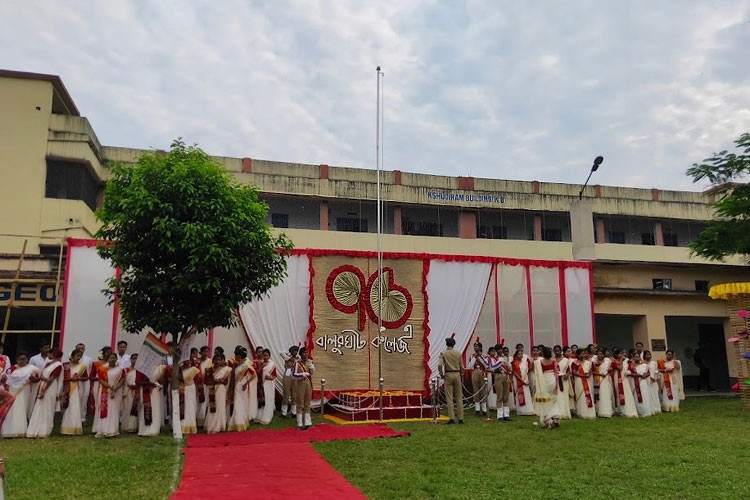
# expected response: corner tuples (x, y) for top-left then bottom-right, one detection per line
(49, 240), (65, 347)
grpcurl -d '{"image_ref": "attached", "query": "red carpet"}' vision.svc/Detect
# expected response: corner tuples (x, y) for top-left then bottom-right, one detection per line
(185, 423), (409, 447)
(172, 442), (365, 500)
(171, 424), (409, 499)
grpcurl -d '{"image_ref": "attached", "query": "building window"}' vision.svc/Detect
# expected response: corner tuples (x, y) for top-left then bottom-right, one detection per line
(608, 231), (626, 244)
(271, 213), (289, 228)
(543, 227), (562, 242)
(337, 217), (368, 232)
(44, 160), (101, 211)
(695, 280), (709, 292)
(641, 232), (655, 245)
(663, 232), (678, 247)
(652, 278), (672, 290)
(402, 218), (442, 237)
(477, 225), (507, 239)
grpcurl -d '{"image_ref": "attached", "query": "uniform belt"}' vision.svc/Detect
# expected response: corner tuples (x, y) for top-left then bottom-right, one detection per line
(445, 370), (461, 373)
(473, 367), (484, 370)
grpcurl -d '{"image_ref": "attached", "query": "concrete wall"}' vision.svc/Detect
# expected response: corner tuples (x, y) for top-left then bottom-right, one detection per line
(0, 77), (53, 253)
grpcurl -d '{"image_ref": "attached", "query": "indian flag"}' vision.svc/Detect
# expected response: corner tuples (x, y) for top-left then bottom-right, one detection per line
(134, 332), (171, 375)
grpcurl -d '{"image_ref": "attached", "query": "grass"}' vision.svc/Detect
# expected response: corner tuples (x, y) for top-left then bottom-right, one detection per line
(1, 399), (748, 499)
(315, 398), (750, 500)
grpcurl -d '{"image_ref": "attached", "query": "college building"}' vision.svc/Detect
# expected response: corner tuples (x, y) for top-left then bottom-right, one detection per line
(1, 69), (747, 389)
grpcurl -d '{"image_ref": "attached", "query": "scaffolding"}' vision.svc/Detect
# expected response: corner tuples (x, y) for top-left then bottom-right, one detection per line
(1, 235), (66, 347)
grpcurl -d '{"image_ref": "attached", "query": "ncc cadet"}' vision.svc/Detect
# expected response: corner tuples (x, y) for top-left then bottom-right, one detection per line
(438, 334), (464, 424)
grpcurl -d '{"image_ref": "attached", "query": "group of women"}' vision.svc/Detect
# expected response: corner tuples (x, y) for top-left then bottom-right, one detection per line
(497, 343), (684, 429)
(0, 344), (281, 438)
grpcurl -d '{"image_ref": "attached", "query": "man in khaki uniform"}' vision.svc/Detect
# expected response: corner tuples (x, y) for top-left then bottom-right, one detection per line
(467, 340), (489, 416)
(490, 343), (512, 421)
(438, 336), (464, 424)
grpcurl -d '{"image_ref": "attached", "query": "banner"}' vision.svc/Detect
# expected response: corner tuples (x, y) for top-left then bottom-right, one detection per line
(312, 255), (426, 391)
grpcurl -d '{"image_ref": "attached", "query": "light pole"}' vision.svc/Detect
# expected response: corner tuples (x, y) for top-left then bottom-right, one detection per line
(578, 156), (604, 200)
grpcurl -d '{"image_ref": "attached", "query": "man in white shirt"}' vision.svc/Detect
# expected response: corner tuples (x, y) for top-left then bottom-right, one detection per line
(29, 343), (50, 370)
(116, 340), (131, 369)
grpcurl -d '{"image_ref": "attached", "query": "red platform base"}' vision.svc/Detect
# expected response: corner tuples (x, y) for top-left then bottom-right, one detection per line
(324, 391), (441, 423)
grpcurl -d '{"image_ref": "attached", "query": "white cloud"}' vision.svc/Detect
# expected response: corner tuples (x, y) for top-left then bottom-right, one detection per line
(1, 0), (749, 191)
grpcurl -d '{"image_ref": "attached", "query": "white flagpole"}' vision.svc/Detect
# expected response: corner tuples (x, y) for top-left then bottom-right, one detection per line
(376, 66), (384, 422)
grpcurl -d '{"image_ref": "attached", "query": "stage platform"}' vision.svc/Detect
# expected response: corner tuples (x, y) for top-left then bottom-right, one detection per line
(324, 390), (447, 423)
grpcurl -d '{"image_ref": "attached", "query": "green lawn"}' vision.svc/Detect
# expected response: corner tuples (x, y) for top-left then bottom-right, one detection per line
(2, 398), (749, 500)
(317, 398), (750, 500)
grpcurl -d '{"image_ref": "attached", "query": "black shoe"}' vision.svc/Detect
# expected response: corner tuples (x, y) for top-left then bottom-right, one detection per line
(302, 426), (309, 430)
(475, 410), (480, 416)
(504, 417), (511, 422)
(446, 419), (455, 425)
(483, 411), (488, 417)
(458, 420), (464, 424)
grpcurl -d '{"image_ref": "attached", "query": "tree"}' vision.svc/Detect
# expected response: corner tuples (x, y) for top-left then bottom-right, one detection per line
(686, 132), (750, 261)
(95, 139), (293, 436)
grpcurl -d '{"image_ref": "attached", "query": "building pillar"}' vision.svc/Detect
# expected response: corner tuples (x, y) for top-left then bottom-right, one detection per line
(320, 201), (328, 231)
(459, 211), (477, 239)
(596, 217), (606, 244)
(393, 206), (402, 235)
(654, 221), (664, 246)
(534, 215), (543, 241)
(633, 313), (668, 358)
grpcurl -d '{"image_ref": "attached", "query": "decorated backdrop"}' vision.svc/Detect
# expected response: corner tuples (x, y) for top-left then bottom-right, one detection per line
(61, 240), (595, 393)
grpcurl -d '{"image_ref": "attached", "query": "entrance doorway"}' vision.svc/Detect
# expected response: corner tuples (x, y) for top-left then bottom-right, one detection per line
(665, 317), (730, 391)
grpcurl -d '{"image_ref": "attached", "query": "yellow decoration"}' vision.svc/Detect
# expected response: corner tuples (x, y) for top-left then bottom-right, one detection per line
(708, 282), (750, 300)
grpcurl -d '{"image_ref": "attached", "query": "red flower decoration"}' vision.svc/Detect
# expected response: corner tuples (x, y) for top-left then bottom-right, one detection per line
(326, 265), (366, 330)
(365, 267), (413, 330)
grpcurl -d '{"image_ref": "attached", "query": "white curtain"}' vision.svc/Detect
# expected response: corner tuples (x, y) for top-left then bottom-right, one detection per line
(564, 267), (594, 347)
(529, 266), (562, 348)
(497, 264), (529, 351)
(61, 243), (116, 353)
(237, 255), (311, 390)
(426, 260), (492, 379)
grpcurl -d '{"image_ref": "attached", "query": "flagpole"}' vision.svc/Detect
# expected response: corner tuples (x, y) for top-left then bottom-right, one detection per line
(376, 66), (384, 423)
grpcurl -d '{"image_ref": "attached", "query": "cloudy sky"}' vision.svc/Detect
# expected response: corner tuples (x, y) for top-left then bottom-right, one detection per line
(2, 1), (749, 191)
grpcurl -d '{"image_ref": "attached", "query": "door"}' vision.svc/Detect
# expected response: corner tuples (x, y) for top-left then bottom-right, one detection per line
(697, 323), (730, 390)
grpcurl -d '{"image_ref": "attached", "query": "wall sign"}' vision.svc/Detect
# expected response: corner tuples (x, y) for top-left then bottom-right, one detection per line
(426, 191), (506, 204)
(651, 339), (667, 352)
(0, 282), (61, 307)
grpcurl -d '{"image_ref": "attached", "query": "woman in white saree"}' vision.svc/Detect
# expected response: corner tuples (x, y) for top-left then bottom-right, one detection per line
(60, 349), (88, 435)
(658, 349), (683, 412)
(138, 362), (167, 436)
(533, 347), (561, 429)
(644, 351), (662, 414)
(631, 352), (654, 417)
(571, 350), (596, 419)
(121, 353), (140, 433)
(96, 353), (124, 438)
(612, 350), (637, 418)
(596, 354), (614, 418)
(228, 347), (256, 432)
(511, 350), (535, 416)
(1, 352), (39, 438)
(180, 360), (201, 434)
(256, 349), (278, 425)
(205, 354), (232, 433)
(553, 345), (571, 419)
(26, 349), (64, 438)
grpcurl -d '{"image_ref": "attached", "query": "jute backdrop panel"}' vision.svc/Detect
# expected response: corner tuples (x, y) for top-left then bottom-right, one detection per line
(311, 255), (427, 391)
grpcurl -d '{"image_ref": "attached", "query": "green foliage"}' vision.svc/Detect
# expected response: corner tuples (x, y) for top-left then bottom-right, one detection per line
(95, 140), (293, 339)
(686, 133), (750, 261)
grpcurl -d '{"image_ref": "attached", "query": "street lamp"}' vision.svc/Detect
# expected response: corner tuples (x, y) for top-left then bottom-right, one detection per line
(578, 156), (604, 200)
